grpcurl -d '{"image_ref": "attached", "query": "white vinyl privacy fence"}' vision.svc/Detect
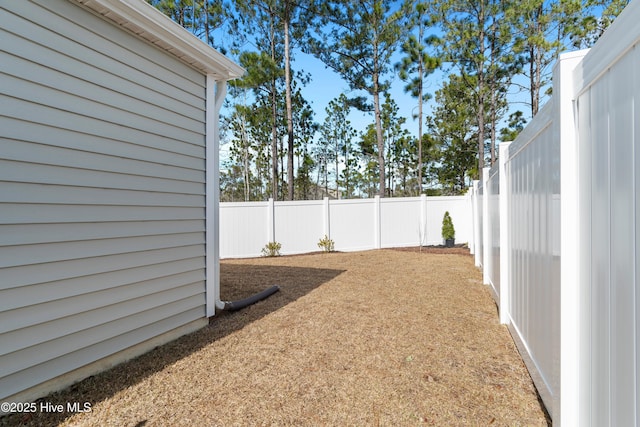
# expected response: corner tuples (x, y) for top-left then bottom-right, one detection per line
(220, 195), (473, 258)
(479, 101), (562, 419)
(473, 2), (640, 424)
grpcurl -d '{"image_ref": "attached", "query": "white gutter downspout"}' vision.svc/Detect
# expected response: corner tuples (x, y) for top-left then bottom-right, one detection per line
(205, 76), (279, 316)
(206, 76), (227, 315)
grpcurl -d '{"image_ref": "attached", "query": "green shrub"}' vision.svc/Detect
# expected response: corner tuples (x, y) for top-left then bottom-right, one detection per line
(261, 241), (282, 257)
(317, 235), (335, 252)
(441, 211), (455, 241)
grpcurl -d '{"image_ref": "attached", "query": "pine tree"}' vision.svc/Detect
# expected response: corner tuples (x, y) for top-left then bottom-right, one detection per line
(431, 0), (516, 174)
(396, 2), (439, 194)
(319, 94), (356, 198)
(308, 0), (412, 197)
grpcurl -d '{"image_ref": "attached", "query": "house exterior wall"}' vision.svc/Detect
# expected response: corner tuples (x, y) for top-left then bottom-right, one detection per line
(0, 0), (210, 402)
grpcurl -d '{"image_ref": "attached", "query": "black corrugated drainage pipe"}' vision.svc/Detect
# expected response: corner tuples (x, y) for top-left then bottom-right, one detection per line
(220, 285), (280, 311)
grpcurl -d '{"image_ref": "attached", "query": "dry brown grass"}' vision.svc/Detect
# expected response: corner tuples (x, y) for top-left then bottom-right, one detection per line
(2, 249), (549, 426)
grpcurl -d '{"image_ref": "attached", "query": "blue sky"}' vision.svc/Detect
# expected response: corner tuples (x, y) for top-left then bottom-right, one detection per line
(218, 48), (431, 163)
(292, 49), (450, 140)
(219, 46), (448, 157)
(215, 17), (558, 167)
(217, 43), (546, 167)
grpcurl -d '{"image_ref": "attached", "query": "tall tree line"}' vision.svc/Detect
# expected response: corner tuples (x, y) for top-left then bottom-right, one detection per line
(148, 0), (629, 199)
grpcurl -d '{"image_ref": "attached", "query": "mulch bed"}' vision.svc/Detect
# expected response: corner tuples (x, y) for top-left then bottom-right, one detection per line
(391, 244), (473, 256)
(2, 248), (549, 426)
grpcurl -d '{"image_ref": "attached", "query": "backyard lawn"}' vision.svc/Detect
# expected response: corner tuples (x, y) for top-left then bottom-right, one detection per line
(3, 249), (548, 426)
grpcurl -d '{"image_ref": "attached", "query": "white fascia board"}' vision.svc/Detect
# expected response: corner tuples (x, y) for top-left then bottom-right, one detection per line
(73, 0), (244, 79)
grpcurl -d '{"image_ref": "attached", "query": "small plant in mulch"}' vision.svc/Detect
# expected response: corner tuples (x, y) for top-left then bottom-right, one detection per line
(441, 211), (456, 247)
(317, 235), (335, 252)
(261, 241), (282, 257)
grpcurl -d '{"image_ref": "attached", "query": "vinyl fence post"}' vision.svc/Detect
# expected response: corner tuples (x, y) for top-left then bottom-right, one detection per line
(466, 188), (474, 255)
(472, 180), (481, 266)
(323, 197), (330, 239)
(267, 197), (275, 243)
(420, 194), (427, 247)
(374, 195), (381, 249)
(499, 142), (512, 324)
(557, 50), (587, 426)
(482, 168), (491, 285)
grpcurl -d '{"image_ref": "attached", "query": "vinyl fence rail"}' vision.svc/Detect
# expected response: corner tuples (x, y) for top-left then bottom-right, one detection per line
(472, 1), (640, 424)
(220, 195), (473, 259)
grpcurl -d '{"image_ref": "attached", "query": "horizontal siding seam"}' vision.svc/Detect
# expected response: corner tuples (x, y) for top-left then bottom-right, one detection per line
(0, 220), (205, 248)
(0, 230), (205, 248)
(0, 169), (205, 191)
(1, 258), (205, 309)
(1, 205), (206, 225)
(0, 307), (206, 398)
(1, 247), (206, 290)
(0, 35), (204, 125)
(41, 0), (207, 88)
(0, 317), (207, 404)
(0, 295), (206, 375)
(0, 283), (206, 354)
(0, 94), (205, 159)
(0, 79), (204, 148)
(0, 272), (204, 322)
(2, 2), (205, 99)
(0, 50), (205, 134)
(0, 200), (204, 209)
(1, 139), (206, 180)
(0, 221), (205, 247)
(0, 119), (206, 169)
(0, 237), (206, 269)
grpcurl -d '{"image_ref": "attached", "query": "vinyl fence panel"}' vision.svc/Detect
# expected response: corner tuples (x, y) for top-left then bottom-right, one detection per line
(572, 9), (640, 422)
(219, 201), (270, 258)
(470, 2), (640, 423)
(220, 195), (473, 258)
(424, 196), (472, 247)
(379, 197), (423, 248)
(275, 200), (325, 254)
(329, 198), (378, 252)
(505, 101), (560, 418)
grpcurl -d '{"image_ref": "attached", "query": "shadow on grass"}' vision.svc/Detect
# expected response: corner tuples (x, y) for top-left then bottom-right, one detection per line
(1, 263), (345, 427)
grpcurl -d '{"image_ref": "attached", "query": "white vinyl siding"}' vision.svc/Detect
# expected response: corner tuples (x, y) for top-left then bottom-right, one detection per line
(0, 0), (208, 401)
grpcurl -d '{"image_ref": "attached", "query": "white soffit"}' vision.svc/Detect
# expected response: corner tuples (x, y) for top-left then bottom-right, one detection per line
(73, 0), (245, 79)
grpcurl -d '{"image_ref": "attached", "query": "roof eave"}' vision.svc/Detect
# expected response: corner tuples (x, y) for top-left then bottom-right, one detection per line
(73, 0), (245, 80)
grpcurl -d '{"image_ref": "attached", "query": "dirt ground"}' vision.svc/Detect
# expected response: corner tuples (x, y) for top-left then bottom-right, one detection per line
(2, 248), (549, 426)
